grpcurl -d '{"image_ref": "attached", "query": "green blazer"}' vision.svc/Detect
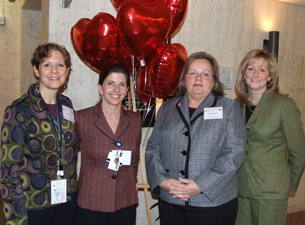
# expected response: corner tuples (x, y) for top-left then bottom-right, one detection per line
(238, 93), (305, 199)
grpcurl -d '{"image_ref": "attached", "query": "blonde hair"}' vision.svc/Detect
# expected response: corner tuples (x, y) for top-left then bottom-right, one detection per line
(235, 49), (280, 106)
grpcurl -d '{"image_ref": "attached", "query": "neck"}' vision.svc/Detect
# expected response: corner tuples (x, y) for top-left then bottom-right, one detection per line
(102, 102), (122, 119)
(188, 95), (207, 109)
(248, 90), (264, 106)
(40, 91), (57, 104)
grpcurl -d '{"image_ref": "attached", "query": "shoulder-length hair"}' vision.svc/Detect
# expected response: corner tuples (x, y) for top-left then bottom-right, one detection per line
(235, 49), (279, 106)
(175, 51), (225, 98)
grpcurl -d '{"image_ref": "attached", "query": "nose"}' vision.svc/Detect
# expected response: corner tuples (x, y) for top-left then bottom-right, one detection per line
(195, 73), (203, 80)
(253, 69), (259, 77)
(51, 65), (58, 73)
(114, 84), (120, 92)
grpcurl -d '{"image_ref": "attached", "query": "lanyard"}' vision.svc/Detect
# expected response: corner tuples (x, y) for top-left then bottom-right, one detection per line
(46, 98), (66, 177)
(37, 86), (66, 178)
(47, 98), (64, 154)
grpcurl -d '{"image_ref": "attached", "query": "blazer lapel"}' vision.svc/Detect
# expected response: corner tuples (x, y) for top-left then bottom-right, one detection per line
(175, 93), (216, 127)
(114, 109), (130, 140)
(192, 92), (215, 121)
(93, 101), (130, 141)
(176, 95), (191, 128)
(246, 94), (274, 124)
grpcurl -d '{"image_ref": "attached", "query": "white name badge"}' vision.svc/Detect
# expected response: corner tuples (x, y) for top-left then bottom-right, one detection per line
(51, 179), (67, 205)
(62, 105), (75, 123)
(204, 107), (223, 120)
(106, 150), (132, 171)
(118, 150), (132, 166)
(107, 151), (121, 171)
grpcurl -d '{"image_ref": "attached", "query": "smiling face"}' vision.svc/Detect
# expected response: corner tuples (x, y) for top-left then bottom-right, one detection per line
(98, 72), (129, 108)
(184, 59), (214, 104)
(34, 50), (69, 94)
(244, 57), (271, 94)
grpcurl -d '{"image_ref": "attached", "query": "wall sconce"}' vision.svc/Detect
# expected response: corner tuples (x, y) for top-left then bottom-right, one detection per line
(263, 31), (279, 60)
(62, 0), (72, 8)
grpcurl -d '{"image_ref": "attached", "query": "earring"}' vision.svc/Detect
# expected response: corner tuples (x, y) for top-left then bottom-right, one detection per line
(63, 80), (67, 89)
(36, 77), (39, 84)
(267, 80), (271, 88)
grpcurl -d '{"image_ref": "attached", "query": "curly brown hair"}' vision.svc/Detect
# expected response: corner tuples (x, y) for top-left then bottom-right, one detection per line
(31, 43), (72, 76)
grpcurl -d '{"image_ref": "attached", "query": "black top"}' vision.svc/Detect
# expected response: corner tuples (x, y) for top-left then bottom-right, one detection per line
(245, 105), (256, 124)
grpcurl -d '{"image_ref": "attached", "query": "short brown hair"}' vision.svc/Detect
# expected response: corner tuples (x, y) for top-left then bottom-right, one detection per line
(175, 51), (225, 98)
(31, 43), (72, 76)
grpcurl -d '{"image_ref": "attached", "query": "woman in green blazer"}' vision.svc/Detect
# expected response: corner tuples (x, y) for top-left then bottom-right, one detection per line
(234, 49), (305, 225)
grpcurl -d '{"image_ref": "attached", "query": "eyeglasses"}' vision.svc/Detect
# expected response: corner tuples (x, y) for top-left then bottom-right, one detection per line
(186, 71), (213, 79)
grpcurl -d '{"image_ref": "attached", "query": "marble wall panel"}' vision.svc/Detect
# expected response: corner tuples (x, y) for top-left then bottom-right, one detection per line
(20, 9), (41, 95)
(0, 0), (21, 121)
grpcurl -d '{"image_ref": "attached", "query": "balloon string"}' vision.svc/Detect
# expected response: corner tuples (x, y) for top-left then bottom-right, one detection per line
(143, 65), (147, 93)
(141, 101), (155, 127)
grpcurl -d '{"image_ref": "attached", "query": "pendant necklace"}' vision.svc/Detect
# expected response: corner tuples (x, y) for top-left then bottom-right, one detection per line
(248, 105), (255, 113)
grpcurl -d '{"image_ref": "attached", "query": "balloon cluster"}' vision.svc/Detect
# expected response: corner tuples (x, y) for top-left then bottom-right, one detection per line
(71, 0), (188, 104)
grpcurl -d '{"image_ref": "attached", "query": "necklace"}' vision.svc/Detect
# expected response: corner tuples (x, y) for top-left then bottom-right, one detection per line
(248, 105), (256, 113)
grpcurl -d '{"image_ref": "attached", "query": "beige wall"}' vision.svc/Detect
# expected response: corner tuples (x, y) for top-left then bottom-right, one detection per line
(0, 0), (40, 119)
(1, 0), (305, 223)
(0, 0), (21, 120)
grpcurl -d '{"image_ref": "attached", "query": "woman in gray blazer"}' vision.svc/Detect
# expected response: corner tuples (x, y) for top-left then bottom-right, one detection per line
(145, 51), (246, 225)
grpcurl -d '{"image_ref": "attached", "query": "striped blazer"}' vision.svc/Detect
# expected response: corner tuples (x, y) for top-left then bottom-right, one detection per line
(75, 100), (141, 212)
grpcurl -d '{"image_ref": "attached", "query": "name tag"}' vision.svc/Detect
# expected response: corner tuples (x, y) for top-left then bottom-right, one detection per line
(51, 179), (67, 205)
(106, 150), (132, 171)
(62, 105), (75, 123)
(204, 107), (223, 120)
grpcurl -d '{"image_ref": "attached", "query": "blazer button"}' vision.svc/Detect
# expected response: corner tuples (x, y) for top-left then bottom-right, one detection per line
(180, 170), (185, 175)
(111, 175), (116, 179)
(181, 150), (187, 156)
(183, 131), (189, 136)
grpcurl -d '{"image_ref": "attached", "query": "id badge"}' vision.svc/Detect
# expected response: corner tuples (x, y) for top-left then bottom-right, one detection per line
(119, 150), (132, 166)
(204, 107), (223, 120)
(107, 151), (121, 171)
(62, 105), (75, 123)
(51, 179), (67, 205)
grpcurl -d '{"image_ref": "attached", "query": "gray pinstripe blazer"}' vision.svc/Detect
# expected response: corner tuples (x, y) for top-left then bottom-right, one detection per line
(145, 93), (246, 207)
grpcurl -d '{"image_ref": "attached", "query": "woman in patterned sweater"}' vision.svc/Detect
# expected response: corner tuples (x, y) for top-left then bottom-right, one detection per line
(0, 43), (78, 225)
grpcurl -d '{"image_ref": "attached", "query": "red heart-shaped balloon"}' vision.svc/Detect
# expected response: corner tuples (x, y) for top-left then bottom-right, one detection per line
(136, 63), (155, 105)
(117, 0), (172, 60)
(71, 13), (120, 73)
(111, 0), (159, 9)
(161, 0), (188, 36)
(148, 43), (187, 98)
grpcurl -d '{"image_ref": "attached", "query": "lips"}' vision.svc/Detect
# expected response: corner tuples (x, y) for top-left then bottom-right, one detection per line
(110, 94), (120, 98)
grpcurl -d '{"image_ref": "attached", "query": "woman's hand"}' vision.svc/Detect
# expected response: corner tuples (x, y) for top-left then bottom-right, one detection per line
(160, 178), (201, 201)
(160, 178), (188, 200)
(170, 178), (201, 201)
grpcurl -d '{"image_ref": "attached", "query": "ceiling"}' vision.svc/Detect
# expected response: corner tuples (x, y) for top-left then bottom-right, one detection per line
(276, 0), (305, 6)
